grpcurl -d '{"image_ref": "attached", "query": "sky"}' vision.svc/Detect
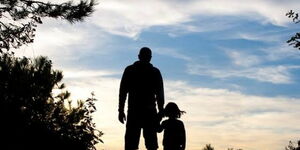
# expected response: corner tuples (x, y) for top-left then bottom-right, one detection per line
(14, 0), (300, 150)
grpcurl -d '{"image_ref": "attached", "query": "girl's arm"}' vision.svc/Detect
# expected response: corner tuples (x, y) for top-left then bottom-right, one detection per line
(180, 122), (186, 150)
(157, 120), (165, 133)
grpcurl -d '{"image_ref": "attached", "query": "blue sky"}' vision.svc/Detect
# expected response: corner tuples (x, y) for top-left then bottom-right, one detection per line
(15, 0), (300, 150)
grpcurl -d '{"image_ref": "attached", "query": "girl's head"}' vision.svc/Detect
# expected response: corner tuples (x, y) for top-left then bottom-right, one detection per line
(164, 102), (185, 118)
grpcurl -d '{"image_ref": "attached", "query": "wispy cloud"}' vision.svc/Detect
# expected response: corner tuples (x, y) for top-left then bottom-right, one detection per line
(63, 69), (120, 79)
(166, 17), (238, 37)
(90, 0), (188, 38)
(183, 0), (295, 25)
(262, 44), (300, 61)
(155, 47), (192, 61)
(185, 41), (300, 84)
(15, 22), (87, 58)
(14, 19), (113, 67)
(225, 50), (262, 67)
(229, 31), (284, 43)
(187, 64), (300, 84)
(87, 0), (300, 38)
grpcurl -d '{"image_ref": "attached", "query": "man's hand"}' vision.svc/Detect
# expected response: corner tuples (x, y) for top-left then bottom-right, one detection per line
(118, 111), (126, 124)
(157, 110), (164, 122)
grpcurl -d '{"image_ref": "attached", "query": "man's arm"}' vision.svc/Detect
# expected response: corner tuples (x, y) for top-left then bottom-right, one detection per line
(156, 69), (164, 112)
(118, 67), (129, 123)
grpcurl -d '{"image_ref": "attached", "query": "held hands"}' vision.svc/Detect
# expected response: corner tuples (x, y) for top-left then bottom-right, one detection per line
(157, 110), (164, 122)
(156, 111), (164, 133)
(118, 111), (126, 124)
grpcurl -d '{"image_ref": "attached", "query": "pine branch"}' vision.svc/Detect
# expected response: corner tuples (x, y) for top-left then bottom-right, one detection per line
(0, 0), (96, 52)
(286, 10), (300, 50)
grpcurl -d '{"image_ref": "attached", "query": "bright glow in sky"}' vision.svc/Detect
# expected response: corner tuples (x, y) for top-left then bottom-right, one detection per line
(16, 0), (300, 150)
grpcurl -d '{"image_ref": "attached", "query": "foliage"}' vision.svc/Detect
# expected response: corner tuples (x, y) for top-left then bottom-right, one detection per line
(228, 148), (243, 150)
(203, 144), (215, 150)
(286, 10), (300, 50)
(0, 0), (95, 52)
(0, 52), (103, 150)
(285, 140), (300, 150)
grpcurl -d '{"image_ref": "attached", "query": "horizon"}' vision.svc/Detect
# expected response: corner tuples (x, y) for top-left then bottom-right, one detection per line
(14, 0), (300, 150)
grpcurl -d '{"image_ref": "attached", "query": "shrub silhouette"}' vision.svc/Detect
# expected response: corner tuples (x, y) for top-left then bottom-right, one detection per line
(203, 144), (214, 150)
(285, 140), (300, 150)
(0, 52), (102, 150)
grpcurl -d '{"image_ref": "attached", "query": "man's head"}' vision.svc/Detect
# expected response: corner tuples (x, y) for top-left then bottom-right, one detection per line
(138, 47), (152, 62)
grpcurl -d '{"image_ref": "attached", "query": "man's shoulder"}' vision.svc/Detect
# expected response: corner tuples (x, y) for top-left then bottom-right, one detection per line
(152, 66), (160, 71)
(125, 63), (160, 71)
(124, 64), (135, 71)
(152, 66), (161, 73)
(125, 64), (134, 69)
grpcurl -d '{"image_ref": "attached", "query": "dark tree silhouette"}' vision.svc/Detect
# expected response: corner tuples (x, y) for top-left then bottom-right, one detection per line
(285, 140), (300, 150)
(202, 144), (214, 150)
(286, 10), (300, 50)
(0, 0), (95, 52)
(0, 52), (103, 150)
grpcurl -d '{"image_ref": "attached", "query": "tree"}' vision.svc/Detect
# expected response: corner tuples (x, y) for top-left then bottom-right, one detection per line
(203, 144), (214, 150)
(286, 10), (300, 50)
(285, 140), (300, 150)
(0, 0), (95, 52)
(0, 1), (102, 149)
(0, 52), (103, 150)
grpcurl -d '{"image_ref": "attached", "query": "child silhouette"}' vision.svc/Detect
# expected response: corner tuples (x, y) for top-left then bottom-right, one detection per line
(158, 102), (186, 150)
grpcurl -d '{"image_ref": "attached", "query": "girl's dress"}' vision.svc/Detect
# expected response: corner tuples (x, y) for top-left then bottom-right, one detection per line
(159, 118), (186, 150)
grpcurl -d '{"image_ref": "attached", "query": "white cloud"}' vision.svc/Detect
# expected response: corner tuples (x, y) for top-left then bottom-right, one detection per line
(184, 43), (300, 85)
(166, 18), (238, 37)
(15, 22), (86, 58)
(155, 47), (192, 61)
(87, 0), (300, 38)
(226, 50), (262, 67)
(90, 0), (188, 38)
(187, 64), (300, 84)
(13, 18), (113, 67)
(184, 0), (295, 25)
(229, 31), (284, 43)
(262, 44), (300, 61)
(8, 0), (300, 42)
(63, 69), (120, 79)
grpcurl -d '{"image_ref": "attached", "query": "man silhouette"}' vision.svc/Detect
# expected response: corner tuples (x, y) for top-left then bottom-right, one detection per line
(118, 47), (164, 150)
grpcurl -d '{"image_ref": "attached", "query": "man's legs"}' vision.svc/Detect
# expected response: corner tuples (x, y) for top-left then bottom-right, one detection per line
(125, 112), (142, 150)
(125, 125), (141, 150)
(143, 125), (158, 150)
